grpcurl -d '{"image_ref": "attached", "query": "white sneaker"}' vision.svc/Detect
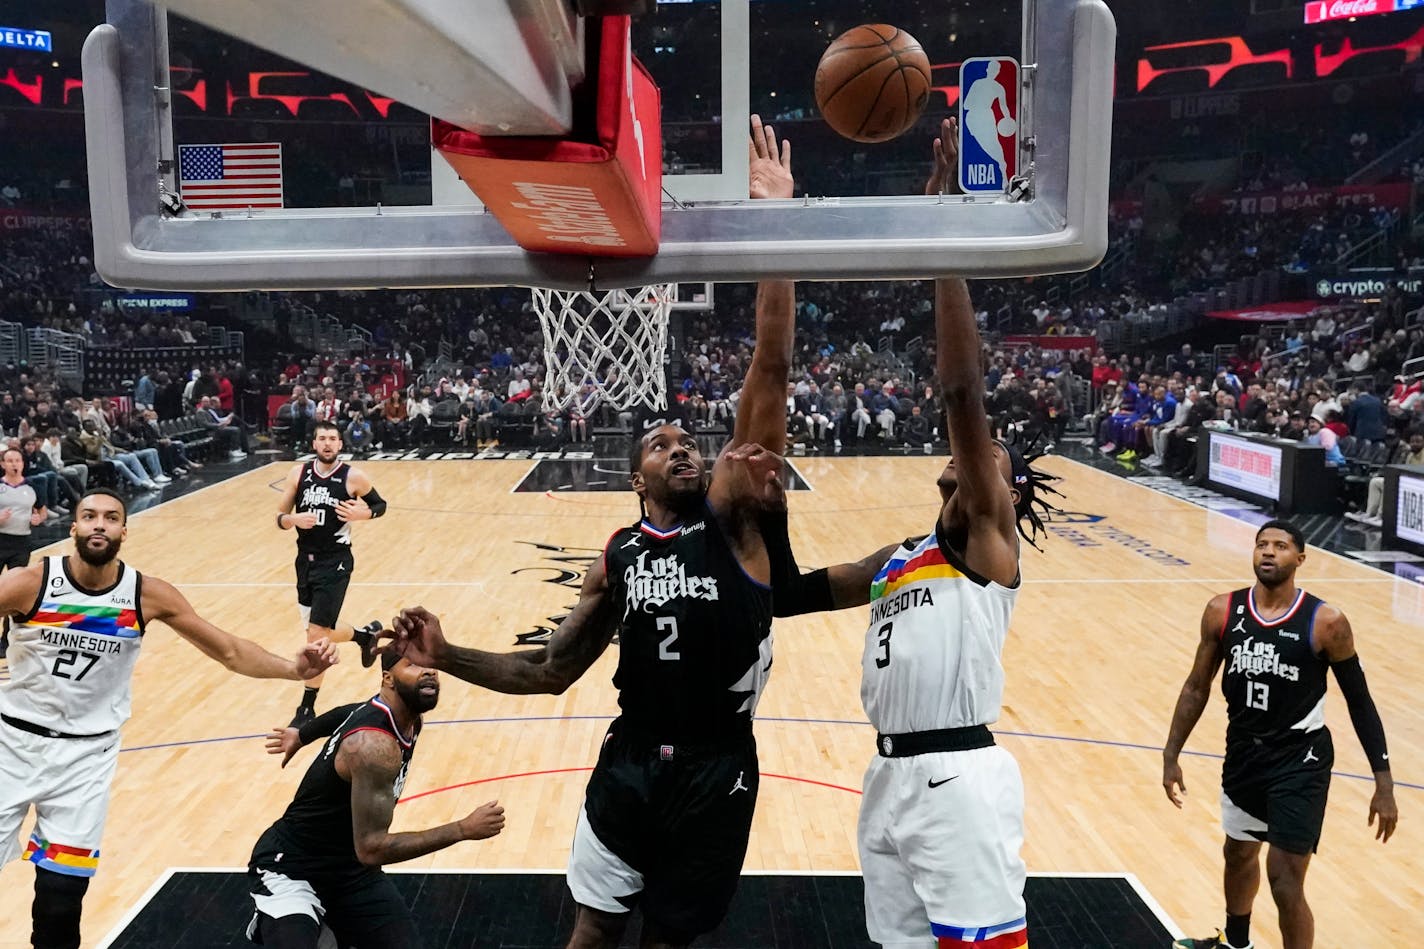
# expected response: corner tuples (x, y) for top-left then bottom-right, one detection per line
(141, 480), (159, 490)
(229, 451), (248, 460)
(1344, 511), (1369, 522)
(1141, 455), (1161, 468)
(1363, 514), (1383, 527)
(153, 474), (172, 483)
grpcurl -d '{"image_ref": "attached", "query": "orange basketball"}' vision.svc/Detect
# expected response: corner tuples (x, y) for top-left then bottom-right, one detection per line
(814, 24), (932, 144)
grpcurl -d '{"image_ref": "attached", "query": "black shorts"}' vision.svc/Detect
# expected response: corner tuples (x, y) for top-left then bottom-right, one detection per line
(0, 540), (30, 572)
(568, 720), (759, 940)
(1221, 727), (1333, 855)
(248, 862), (418, 948)
(295, 549), (354, 629)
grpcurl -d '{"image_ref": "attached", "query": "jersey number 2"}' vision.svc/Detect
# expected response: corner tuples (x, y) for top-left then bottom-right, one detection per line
(657, 616), (680, 660)
(875, 622), (893, 668)
(1246, 680), (1269, 711)
(52, 648), (100, 681)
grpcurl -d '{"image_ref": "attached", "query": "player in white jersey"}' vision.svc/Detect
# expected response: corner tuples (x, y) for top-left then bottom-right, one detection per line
(0, 488), (339, 949)
(757, 120), (1061, 949)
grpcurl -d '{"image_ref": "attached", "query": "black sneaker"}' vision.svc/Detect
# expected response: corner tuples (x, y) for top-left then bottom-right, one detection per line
(288, 705), (316, 729)
(1173, 932), (1252, 949)
(351, 621), (383, 669)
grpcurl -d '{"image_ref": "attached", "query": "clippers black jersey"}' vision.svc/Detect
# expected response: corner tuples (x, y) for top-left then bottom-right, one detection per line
(602, 505), (774, 743)
(251, 697), (418, 874)
(1220, 587), (1329, 740)
(294, 461), (354, 554)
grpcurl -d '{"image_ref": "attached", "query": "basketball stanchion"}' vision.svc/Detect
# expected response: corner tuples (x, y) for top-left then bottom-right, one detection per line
(531, 283), (675, 414)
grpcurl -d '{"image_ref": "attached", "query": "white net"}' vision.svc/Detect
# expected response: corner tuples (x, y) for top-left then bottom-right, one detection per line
(532, 283), (674, 413)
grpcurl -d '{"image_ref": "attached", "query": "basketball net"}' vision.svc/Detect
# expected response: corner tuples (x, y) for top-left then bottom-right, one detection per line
(531, 283), (674, 414)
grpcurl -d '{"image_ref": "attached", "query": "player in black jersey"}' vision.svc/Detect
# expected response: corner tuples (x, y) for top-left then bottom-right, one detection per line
(1163, 520), (1397, 949)
(247, 652), (505, 949)
(276, 420), (388, 727)
(378, 117), (796, 949)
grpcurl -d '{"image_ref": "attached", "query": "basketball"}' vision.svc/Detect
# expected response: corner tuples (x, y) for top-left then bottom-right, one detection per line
(814, 24), (932, 144)
(997, 117), (1017, 137)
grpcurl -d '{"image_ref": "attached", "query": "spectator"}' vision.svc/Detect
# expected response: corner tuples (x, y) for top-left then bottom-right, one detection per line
(196, 395), (252, 459)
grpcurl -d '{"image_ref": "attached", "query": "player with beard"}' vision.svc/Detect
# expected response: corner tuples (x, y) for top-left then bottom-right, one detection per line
(0, 488), (338, 949)
(246, 654), (505, 949)
(275, 420), (387, 727)
(378, 116), (797, 949)
(743, 120), (1059, 949)
(1164, 519), (1396, 949)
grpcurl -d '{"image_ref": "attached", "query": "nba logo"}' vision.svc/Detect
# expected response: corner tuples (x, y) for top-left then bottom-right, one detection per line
(958, 57), (1020, 194)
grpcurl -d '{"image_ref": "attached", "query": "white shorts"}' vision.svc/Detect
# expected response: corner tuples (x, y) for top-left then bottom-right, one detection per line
(858, 744), (1027, 949)
(0, 716), (119, 877)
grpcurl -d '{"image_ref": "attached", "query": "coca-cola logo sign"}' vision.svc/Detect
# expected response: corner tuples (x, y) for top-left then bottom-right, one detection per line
(1305, 0), (1393, 24)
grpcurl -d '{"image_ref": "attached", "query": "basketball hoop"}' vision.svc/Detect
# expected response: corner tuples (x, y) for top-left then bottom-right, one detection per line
(532, 283), (675, 413)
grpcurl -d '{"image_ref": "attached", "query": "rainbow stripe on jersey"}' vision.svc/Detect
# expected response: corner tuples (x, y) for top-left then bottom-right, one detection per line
(25, 602), (141, 639)
(870, 537), (963, 601)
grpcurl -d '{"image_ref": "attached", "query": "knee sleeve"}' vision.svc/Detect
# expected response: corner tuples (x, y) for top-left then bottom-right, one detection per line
(32, 867), (89, 949)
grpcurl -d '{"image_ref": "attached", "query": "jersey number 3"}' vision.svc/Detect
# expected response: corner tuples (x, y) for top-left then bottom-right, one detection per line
(875, 621), (893, 668)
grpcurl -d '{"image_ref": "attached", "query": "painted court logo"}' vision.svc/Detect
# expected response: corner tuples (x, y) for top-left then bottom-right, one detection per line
(958, 57), (1020, 194)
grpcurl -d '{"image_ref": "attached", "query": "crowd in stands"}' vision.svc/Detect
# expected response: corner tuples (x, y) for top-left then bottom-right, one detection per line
(1084, 287), (1424, 525)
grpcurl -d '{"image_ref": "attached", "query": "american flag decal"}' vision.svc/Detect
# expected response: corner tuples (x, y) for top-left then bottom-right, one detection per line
(177, 142), (284, 211)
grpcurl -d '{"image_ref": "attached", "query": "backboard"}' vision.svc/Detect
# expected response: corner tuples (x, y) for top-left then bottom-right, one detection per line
(82, 0), (1115, 292)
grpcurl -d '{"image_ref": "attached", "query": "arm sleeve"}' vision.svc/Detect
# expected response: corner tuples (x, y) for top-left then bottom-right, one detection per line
(297, 703), (363, 747)
(1331, 655), (1390, 773)
(362, 486), (387, 518)
(759, 507), (836, 618)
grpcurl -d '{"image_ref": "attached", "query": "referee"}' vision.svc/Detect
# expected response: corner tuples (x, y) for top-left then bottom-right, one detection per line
(0, 447), (44, 659)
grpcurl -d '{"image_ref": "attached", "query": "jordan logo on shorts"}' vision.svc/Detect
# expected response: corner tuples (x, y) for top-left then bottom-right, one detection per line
(729, 771), (749, 795)
(1303, 747), (1318, 764)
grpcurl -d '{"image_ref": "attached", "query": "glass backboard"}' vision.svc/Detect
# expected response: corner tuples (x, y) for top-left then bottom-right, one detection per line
(81, 0), (1115, 291)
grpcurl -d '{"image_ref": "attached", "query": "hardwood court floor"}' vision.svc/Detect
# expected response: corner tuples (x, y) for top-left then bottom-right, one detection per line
(0, 456), (1418, 948)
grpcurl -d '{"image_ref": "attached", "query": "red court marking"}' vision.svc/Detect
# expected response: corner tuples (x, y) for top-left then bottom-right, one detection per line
(398, 768), (862, 805)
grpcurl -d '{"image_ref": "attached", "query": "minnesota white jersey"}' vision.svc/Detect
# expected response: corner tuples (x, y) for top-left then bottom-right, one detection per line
(0, 556), (145, 735)
(861, 528), (1018, 734)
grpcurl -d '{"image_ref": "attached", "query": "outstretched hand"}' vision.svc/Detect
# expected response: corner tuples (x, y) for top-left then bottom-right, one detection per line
(294, 638), (339, 679)
(749, 114), (794, 200)
(926, 116), (962, 197)
(374, 606), (449, 669)
(725, 442), (787, 510)
(266, 726), (302, 768)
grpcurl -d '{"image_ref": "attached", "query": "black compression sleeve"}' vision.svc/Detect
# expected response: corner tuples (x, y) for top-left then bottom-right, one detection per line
(362, 486), (387, 518)
(1331, 655), (1390, 773)
(759, 507), (837, 617)
(297, 702), (363, 747)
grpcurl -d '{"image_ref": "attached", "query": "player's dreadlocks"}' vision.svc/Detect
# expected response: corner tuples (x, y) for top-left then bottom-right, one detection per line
(998, 433), (1064, 551)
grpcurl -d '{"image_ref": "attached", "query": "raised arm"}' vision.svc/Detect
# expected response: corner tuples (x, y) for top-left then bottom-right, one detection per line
(385, 555), (618, 696)
(341, 729), (504, 866)
(725, 116), (795, 457)
(1162, 594), (1228, 807)
(1315, 605), (1397, 842)
(747, 454), (899, 614)
(141, 575), (338, 680)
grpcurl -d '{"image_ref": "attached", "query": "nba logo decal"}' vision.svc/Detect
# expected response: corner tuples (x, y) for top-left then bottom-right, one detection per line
(958, 57), (1020, 194)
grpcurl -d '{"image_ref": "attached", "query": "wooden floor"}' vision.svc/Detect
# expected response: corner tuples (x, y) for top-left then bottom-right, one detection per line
(0, 456), (1418, 948)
